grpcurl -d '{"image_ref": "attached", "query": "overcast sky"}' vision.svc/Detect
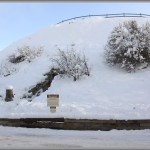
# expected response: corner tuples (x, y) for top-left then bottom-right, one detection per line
(1, 2), (150, 50)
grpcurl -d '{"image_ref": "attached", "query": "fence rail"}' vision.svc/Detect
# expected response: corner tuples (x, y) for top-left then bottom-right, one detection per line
(57, 13), (150, 24)
(0, 118), (150, 131)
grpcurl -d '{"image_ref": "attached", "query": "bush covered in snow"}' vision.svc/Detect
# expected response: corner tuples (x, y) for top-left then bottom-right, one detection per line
(0, 61), (16, 76)
(1, 45), (43, 76)
(14, 46), (43, 63)
(8, 54), (25, 64)
(105, 20), (150, 72)
(17, 46), (43, 63)
(51, 48), (90, 81)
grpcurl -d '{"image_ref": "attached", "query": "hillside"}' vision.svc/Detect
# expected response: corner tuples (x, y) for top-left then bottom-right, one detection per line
(0, 16), (150, 119)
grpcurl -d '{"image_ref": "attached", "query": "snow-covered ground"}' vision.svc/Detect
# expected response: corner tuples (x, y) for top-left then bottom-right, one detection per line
(0, 126), (150, 149)
(0, 16), (150, 119)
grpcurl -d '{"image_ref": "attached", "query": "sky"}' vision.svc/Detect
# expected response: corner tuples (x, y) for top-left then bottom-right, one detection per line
(1, 2), (150, 50)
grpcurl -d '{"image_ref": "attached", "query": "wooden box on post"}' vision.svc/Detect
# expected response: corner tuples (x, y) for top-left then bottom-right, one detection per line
(47, 94), (59, 113)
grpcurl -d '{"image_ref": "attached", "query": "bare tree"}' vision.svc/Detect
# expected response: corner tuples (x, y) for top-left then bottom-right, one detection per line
(51, 48), (90, 81)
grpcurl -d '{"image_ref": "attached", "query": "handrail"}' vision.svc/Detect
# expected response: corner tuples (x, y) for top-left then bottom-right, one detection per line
(57, 13), (150, 24)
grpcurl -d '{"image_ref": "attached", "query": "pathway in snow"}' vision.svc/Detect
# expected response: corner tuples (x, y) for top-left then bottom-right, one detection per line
(0, 126), (150, 149)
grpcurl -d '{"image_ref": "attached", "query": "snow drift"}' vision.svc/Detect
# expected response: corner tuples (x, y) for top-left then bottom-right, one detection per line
(0, 16), (150, 119)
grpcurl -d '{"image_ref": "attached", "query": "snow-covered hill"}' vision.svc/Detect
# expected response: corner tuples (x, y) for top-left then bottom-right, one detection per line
(0, 16), (150, 119)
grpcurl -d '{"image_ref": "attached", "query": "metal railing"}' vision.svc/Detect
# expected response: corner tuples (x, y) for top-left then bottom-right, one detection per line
(57, 13), (150, 24)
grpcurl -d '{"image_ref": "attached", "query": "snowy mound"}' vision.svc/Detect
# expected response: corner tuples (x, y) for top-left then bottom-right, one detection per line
(0, 16), (150, 119)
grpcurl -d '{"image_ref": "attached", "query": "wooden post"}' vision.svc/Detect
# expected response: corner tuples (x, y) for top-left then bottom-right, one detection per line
(5, 85), (14, 102)
(50, 106), (56, 113)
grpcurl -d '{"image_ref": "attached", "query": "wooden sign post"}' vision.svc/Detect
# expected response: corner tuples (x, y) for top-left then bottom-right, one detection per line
(47, 94), (59, 113)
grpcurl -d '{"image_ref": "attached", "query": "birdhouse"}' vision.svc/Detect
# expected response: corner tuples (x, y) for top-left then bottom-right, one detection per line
(47, 94), (59, 113)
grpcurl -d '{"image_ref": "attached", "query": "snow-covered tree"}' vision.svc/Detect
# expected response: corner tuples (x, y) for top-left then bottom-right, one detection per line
(51, 48), (90, 81)
(139, 22), (150, 64)
(105, 20), (150, 72)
